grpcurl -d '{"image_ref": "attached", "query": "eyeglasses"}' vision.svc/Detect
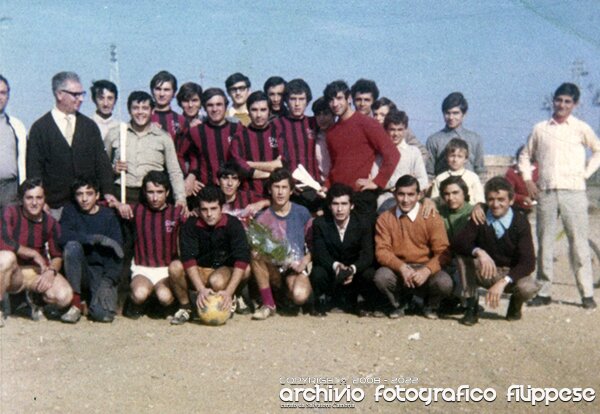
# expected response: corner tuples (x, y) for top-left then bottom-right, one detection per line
(61, 89), (86, 98)
(228, 86), (248, 94)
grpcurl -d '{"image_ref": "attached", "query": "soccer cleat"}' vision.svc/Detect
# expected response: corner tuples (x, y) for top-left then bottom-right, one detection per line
(170, 308), (191, 325)
(388, 307), (404, 319)
(422, 306), (439, 320)
(60, 306), (82, 324)
(527, 295), (551, 307)
(459, 298), (479, 326)
(235, 295), (252, 315)
(26, 291), (46, 322)
(251, 305), (276, 320)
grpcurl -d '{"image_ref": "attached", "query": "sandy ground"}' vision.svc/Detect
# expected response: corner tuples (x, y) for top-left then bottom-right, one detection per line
(1, 214), (599, 414)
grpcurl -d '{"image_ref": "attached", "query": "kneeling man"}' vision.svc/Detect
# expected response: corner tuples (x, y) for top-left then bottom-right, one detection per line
(374, 175), (453, 319)
(453, 176), (538, 325)
(59, 178), (123, 323)
(170, 186), (251, 324)
(0, 179), (72, 326)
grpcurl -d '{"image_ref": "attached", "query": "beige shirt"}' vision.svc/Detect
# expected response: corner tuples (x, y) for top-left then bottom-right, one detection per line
(104, 123), (185, 202)
(93, 112), (119, 139)
(520, 115), (600, 191)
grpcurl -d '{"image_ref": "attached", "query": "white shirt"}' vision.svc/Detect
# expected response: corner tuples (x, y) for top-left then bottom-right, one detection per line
(51, 107), (76, 146)
(93, 112), (119, 139)
(395, 202), (420, 222)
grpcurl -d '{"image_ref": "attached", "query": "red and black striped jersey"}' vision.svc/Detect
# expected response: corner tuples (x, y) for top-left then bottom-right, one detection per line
(229, 123), (286, 197)
(152, 109), (188, 171)
(0, 205), (62, 266)
(274, 116), (320, 183)
(179, 121), (239, 185)
(129, 203), (184, 268)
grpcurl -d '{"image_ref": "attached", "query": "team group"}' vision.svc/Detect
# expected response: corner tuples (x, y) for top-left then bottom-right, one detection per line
(0, 70), (598, 327)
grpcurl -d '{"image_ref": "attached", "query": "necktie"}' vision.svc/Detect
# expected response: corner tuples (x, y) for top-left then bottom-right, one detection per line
(64, 115), (74, 146)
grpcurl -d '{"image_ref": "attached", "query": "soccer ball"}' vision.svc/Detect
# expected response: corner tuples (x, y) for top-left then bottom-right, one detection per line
(197, 294), (230, 326)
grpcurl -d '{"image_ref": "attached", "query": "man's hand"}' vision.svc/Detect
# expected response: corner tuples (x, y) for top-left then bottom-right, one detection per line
(116, 202), (134, 220)
(35, 268), (55, 293)
(421, 197), (438, 219)
(355, 178), (377, 192)
(176, 200), (190, 218)
(32, 253), (47, 273)
(412, 267), (431, 287)
(189, 118), (202, 128)
(216, 290), (233, 311)
(470, 203), (486, 226)
(399, 264), (416, 288)
(485, 278), (508, 309)
(184, 175), (203, 196)
(196, 287), (214, 309)
(290, 260), (307, 275)
(475, 249), (497, 279)
(104, 194), (119, 208)
(114, 160), (128, 174)
(525, 180), (538, 200)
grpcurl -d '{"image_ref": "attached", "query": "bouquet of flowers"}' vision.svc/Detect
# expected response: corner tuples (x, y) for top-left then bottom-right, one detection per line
(246, 220), (294, 268)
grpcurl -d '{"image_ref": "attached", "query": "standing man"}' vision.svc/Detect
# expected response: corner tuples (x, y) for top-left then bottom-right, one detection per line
(522, 83), (600, 309)
(225, 72), (252, 126)
(263, 76), (288, 119)
(374, 175), (453, 319)
(179, 88), (241, 192)
(350, 78), (379, 116)
(323, 80), (399, 218)
(27, 71), (116, 219)
(426, 92), (485, 180)
(0, 75), (27, 209)
(90, 79), (119, 139)
(104, 91), (186, 208)
(176, 81), (203, 128)
(150, 70), (187, 146)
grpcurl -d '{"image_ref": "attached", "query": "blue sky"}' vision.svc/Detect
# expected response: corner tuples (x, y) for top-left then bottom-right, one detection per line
(1, 0), (600, 155)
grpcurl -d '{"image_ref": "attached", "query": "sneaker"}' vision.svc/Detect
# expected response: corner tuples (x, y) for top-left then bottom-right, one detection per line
(123, 297), (145, 319)
(251, 305), (275, 320)
(26, 291), (46, 321)
(388, 307), (404, 319)
(582, 297), (597, 310)
(506, 297), (522, 321)
(527, 295), (551, 307)
(423, 306), (439, 320)
(61, 306), (81, 324)
(235, 295), (251, 315)
(372, 309), (386, 318)
(459, 306), (479, 326)
(170, 308), (191, 325)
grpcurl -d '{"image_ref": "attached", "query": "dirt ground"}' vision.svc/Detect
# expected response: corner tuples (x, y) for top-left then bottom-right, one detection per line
(1, 213), (599, 414)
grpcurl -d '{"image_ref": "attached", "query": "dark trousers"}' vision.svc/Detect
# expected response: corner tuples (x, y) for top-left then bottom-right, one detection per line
(63, 241), (120, 321)
(310, 265), (377, 310)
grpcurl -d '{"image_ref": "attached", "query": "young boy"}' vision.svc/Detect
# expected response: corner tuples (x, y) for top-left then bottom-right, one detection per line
(115, 171), (184, 319)
(59, 178), (123, 323)
(251, 168), (313, 320)
(452, 177), (539, 325)
(90, 79), (119, 139)
(0, 179), (72, 326)
(371, 110), (428, 213)
(169, 186), (251, 324)
(217, 162), (269, 222)
(429, 138), (484, 205)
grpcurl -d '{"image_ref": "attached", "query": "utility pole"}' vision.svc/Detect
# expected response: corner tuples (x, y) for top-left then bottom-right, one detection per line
(109, 43), (122, 119)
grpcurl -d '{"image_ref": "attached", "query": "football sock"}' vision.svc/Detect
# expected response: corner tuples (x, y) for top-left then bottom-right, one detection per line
(259, 287), (276, 309)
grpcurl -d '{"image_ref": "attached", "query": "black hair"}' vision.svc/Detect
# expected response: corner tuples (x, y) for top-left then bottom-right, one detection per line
(311, 97), (331, 115)
(553, 82), (580, 104)
(140, 171), (173, 204)
(439, 176), (470, 203)
(285, 78), (312, 103)
(323, 80), (350, 101)
(18, 178), (44, 200)
(268, 168), (295, 191)
(484, 176), (515, 200)
(176, 82), (203, 107)
(201, 87), (229, 109)
(0, 74), (10, 92)
(246, 91), (269, 109)
(71, 176), (100, 197)
(197, 185), (226, 207)
(90, 79), (118, 102)
(150, 70), (178, 92)
(217, 161), (242, 180)
(127, 91), (154, 111)
(225, 72), (251, 90)
(442, 92), (468, 114)
(326, 183), (354, 206)
(350, 78), (379, 100)
(372, 97), (397, 112)
(394, 174), (420, 194)
(263, 76), (286, 93)
(384, 110), (409, 129)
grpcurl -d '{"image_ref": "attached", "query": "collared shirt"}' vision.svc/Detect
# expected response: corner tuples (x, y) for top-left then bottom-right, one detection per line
(0, 114), (18, 179)
(430, 167), (485, 205)
(51, 107), (76, 146)
(226, 106), (251, 126)
(485, 207), (514, 239)
(395, 202), (420, 222)
(92, 112), (119, 139)
(104, 123), (186, 202)
(334, 217), (350, 242)
(520, 115), (600, 191)
(425, 125), (485, 178)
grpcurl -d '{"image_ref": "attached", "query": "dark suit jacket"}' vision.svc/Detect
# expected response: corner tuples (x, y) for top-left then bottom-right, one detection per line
(26, 111), (114, 208)
(311, 213), (373, 274)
